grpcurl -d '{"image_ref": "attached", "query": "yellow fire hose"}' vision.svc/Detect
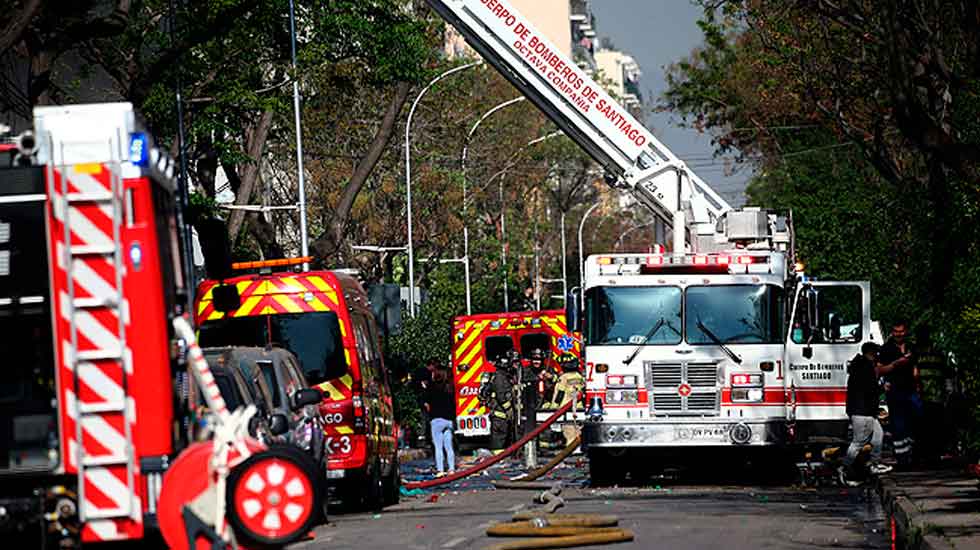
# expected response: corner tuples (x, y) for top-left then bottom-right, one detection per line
(485, 514), (633, 550)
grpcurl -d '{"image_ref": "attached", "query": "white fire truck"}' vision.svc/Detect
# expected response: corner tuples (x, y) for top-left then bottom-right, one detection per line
(427, 0), (875, 483)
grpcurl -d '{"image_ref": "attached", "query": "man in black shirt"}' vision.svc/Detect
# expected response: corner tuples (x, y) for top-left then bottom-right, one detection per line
(839, 342), (899, 486)
(879, 319), (920, 467)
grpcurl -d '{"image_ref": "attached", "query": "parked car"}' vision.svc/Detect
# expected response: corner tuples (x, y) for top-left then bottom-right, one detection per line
(193, 350), (280, 444)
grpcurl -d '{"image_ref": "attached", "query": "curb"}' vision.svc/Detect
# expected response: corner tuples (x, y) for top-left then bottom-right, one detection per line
(876, 476), (954, 550)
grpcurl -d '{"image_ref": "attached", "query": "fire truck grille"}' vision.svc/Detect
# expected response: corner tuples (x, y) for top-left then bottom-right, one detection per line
(650, 365), (683, 386)
(687, 364), (718, 387)
(646, 362), (720, 416)
(687, 393), (719, 410)
(652, 394), (682, 411)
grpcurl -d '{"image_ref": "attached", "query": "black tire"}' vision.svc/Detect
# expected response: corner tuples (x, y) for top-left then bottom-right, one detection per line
(364, 459), (385, 513)
(588, 449), (621, 487)
(225, 445), (323, 548)
(383, 455), (401, 507)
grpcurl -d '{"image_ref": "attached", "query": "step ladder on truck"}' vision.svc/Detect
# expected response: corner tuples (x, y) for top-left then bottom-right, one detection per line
(426, 0), (876, 483)
(0, 103), (319, 549)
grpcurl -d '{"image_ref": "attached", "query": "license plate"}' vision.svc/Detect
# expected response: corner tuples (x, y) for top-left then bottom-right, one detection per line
(674, 424), (731, 441)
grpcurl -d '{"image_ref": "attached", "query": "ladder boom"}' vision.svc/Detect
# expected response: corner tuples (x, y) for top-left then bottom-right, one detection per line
(428, 0), (732, 239)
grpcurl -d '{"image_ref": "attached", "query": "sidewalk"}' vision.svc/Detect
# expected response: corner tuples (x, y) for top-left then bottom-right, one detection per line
(877, 464), (980, 549)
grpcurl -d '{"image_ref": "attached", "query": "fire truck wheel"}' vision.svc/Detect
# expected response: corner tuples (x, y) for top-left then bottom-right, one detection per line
(226, 445), (322, 548)
(382, 455), (401, 507)
(587, 449), (623, 487)
(364, 459), (385, 512)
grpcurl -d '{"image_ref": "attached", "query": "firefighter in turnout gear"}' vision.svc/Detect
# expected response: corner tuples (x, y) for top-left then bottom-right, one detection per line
(548, 354), (586, 449)
(519, 348), (547, 436)
(485, 353), (518, 449)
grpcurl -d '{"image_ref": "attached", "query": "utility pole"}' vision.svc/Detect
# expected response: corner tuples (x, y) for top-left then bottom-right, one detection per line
(288, 0), (310, 270)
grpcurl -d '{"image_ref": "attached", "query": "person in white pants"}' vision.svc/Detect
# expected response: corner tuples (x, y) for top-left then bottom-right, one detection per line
(839, 342), (903, 486)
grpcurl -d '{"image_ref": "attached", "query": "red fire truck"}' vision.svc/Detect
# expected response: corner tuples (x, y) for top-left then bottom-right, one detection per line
(0, 103), (319, 549)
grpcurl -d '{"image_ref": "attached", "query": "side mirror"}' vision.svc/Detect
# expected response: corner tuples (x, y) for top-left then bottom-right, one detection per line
(566, 288), (582, 332)
(269, 414), (289, 436)
(196, 217), (234, 280)
(212, 284), (241, 313)
(803, 346), (814, 359)
(247, 416), (262, 437)
(292, 388), (323, 410)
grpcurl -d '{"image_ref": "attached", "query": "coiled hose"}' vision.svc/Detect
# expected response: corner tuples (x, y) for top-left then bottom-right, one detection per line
(486, 514), (633, 550)
(403, 401), (573, 490)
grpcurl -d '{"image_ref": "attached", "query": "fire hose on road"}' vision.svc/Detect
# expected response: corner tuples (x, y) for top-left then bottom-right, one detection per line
(403, 400), (575, 490)
(485, 513), (634, 550)
(492, 434), (583, 490)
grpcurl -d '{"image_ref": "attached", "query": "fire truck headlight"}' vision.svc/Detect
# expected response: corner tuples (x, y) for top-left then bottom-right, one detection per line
(605, 389), (637, 403)
(731, 388), (765, 403)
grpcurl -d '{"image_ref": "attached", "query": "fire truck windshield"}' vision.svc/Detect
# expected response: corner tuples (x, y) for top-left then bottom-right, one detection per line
(585, 286), (682, 346)
(685, 285), (784, 345)
(198, 311), (347, 385)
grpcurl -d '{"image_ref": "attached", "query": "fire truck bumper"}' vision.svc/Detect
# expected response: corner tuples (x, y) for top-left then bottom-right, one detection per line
(582, 419), (787, 448)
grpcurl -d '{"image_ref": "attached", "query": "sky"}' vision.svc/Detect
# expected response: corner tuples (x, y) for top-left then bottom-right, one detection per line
(589, 1), (750, 206)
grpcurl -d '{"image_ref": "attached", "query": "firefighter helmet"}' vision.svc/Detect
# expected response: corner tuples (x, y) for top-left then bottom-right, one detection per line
(529, 348), (546, 361)
(557, 353), (579, 372)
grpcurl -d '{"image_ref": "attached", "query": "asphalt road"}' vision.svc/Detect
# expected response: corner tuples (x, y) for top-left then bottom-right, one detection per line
(296, 462), (891, 550)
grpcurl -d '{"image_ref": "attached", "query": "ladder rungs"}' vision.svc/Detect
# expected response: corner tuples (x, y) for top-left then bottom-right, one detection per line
(73, 296), (119, 309)
(66, 192), (114, 203)
(75, 349), (123, 362)
(70, 244), (117, 256)
(82, 455), (130, 467)
(83, 506), (132, 520)
(78, 402), (126, 414)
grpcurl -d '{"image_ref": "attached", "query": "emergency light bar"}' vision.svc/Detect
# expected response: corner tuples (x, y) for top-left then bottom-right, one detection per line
(596, 254), (768, 267)
(232, 256), (313, 270)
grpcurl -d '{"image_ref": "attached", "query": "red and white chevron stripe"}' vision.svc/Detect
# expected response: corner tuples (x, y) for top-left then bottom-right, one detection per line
(48, 164), (143, 542)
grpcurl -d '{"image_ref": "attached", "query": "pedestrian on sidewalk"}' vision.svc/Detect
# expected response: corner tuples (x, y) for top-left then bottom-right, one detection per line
(839, 342), (900, 486)
(880, 319), (921, 468)
(425, 363), (456, 476)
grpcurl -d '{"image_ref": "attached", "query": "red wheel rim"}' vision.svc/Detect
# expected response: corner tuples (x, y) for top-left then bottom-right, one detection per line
(233, 457), (314, 540)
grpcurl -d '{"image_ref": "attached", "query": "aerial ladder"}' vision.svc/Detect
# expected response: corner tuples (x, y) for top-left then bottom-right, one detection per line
(426, 0), (782, 253)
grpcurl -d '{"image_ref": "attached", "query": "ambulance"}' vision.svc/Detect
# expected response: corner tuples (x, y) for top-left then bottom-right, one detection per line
(452, 310), (580, 441)
(195, 263), (400, 509)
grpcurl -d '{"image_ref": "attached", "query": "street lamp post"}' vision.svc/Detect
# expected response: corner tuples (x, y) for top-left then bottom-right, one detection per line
(405, 61), (482, 318)
(461, 96), (526, 312)
(578, 202), (601, 304)
(288, 0), (310, 271)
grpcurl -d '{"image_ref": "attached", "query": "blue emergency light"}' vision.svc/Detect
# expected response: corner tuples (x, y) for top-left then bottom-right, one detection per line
(129, 133), (148, 166)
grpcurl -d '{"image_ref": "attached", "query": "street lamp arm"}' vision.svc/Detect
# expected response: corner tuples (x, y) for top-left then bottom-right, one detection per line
(405, 60), (482, 317)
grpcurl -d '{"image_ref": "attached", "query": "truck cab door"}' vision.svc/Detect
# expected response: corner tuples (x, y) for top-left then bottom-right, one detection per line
(784, 281), (871, 424)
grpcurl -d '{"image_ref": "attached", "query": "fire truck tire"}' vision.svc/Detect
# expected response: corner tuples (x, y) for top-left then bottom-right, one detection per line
(226, 445), (322, 548)
(383, 455), (401, 507)
(587, 449), (623, 487)
(363, 459), (385, 512)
